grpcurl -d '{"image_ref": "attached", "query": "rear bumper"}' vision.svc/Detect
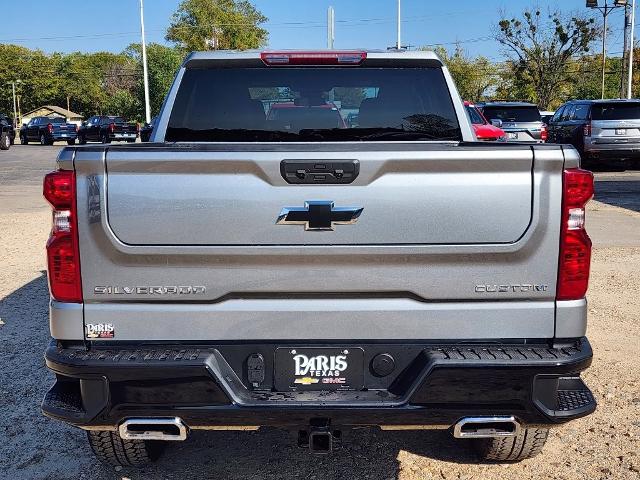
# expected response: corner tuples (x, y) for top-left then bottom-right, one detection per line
(50, 133), (77, 141)
(583, 142), (640, 159)
(43, 338), (596, 430)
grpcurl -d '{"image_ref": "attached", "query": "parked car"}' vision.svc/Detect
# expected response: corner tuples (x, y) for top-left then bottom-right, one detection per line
(478, 102), (547, 143)
(547, 99), (640, 167)
(540, 111), (555, 126)
(464, 101), (505, 141)
(139, 116), (157, 142)
(0, 114), (16, 145)
(19, 116), (77, 145)
(77, 115), (139, 144)
(42, 49), (595, 467)
(0, 119), (11, 150)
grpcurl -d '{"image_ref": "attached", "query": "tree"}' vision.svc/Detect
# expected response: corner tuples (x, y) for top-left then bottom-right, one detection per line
(125, 43), (184, 117)
(496, 9), (600, 109)
(432, 46), (499, 102)
(166, 0), (268, 51)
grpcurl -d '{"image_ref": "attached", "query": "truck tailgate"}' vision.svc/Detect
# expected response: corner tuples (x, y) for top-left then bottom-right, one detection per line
(69, 143), (565, 341)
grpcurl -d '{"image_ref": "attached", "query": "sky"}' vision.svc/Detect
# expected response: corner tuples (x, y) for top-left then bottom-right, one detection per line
(0, 0), (631, 60)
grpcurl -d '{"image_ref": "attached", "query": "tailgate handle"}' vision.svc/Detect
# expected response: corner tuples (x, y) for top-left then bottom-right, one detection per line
(281, 160), (359, 184)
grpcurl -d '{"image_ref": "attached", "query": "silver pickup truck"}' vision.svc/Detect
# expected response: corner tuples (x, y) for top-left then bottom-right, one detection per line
(42, 50), (596, 467)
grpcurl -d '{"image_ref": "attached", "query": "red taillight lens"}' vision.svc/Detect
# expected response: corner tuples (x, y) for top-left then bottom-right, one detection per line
(43, 170), (82, 303)
(75, 124), (79, 132)
(47, 123), (53, 134)
(540, 124), (548, 142)
(557, 168), (593, 301)
(261, 51), (366, 66)
(583, 122), (592, 137)
(109, 123), (115, 133)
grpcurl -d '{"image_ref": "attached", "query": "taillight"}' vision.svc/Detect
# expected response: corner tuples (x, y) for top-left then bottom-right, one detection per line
(75, 124), (79, 132)
(540, 124), (548, 142)
(43, 170), (82, 302)
(47, 123), (53, 134)
(260, 51), (366, 66)
(109, 123), (115, 133)
(583, 122), (592, 137)
(557, 168), (593, 301)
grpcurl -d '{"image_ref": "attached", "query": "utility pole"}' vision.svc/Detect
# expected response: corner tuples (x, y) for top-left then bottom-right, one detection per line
(396, 0), (402, 49)
(621, 5), (629, 97)
(587, 1), (626, 99)
(628, 0), (636, 98)
(7, 80), (21, 128)
(139, 0), (151, 123)
(327, 6), (335, 49)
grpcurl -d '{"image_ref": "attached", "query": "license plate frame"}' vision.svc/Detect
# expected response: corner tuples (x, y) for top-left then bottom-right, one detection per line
(274, 347), (364, 391)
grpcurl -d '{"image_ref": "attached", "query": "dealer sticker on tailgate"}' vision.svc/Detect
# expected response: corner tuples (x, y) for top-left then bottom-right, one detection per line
(275, 347), (364, 391)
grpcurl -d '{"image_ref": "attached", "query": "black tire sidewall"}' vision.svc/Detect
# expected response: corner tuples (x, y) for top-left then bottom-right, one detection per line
(0, 132), (9, 150)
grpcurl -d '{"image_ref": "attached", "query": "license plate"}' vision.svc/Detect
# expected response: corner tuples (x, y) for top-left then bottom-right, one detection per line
(507, 132), (518, 139)
(275, 347), (364, 391)
(616, 128), (627, 135)
(116, 134), (134, 138)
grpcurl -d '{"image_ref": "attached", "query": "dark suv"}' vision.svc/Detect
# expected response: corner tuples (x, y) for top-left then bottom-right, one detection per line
(477, 102), (546, 143)
(548, 99), (640, 166)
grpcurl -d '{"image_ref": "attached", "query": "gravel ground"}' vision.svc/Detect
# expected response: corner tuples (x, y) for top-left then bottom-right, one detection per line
(0, 146), (638, 479)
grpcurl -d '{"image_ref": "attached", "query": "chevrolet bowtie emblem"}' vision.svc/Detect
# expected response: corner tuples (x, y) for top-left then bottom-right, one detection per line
(294, 377), (320, 385)
(277, 201), (363, 231)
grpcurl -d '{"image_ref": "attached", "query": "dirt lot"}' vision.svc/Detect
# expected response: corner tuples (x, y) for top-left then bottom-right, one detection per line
(0, 145), (638, 479)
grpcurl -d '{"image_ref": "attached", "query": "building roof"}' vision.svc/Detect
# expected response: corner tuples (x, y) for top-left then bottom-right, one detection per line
(22, 105), (82, 118)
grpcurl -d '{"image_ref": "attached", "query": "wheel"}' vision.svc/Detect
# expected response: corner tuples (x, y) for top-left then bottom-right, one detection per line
(472, 427), (549, 462)
(78, 134), (86, 145)
(67, 139), (76, 145)
(0, 131), (9, 150)
(101, 133), (111, 144)
(40, 134), (52, 146)
(20, 134), (28, 145)
(86, 430), (164, 467)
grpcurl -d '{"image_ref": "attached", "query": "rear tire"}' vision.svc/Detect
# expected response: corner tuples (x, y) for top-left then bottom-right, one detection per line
(20, 134), (28, 145)
(0, 131), (9, 150)
(40, 134), (52, 146)
(78, 134), (86, 145)
(101, 133), (111, 144)
(67, 139), (76, 145)
(87, 430), (164, 467)
(472, 427), (549, 462)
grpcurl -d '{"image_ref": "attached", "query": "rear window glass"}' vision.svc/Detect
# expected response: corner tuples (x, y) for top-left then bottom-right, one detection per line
(591, 103), (640, 120)
(481, 106), (541, 123)
(49, 117), (66, 124)
(166, 67), (461, 142)
(465, 105), (485, 125)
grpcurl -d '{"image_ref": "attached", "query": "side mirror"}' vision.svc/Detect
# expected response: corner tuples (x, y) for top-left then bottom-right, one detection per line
(491, 119), (503, 128)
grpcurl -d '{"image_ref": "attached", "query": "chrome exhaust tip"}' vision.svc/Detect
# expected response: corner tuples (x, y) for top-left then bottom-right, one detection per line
(452, 416), (520, 439)
(118, 417), (188, 441)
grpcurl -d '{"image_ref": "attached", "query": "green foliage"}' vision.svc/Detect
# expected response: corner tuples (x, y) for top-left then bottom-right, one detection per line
(496, 9), (600, 109)
(125, 43), (184, 117)
(166, 0), (268, 51)
(0, 44), (184, 123)
(431, 46), (499, 102)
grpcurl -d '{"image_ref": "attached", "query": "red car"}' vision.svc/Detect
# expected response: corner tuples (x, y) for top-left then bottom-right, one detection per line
(464, 101), (506, 141)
